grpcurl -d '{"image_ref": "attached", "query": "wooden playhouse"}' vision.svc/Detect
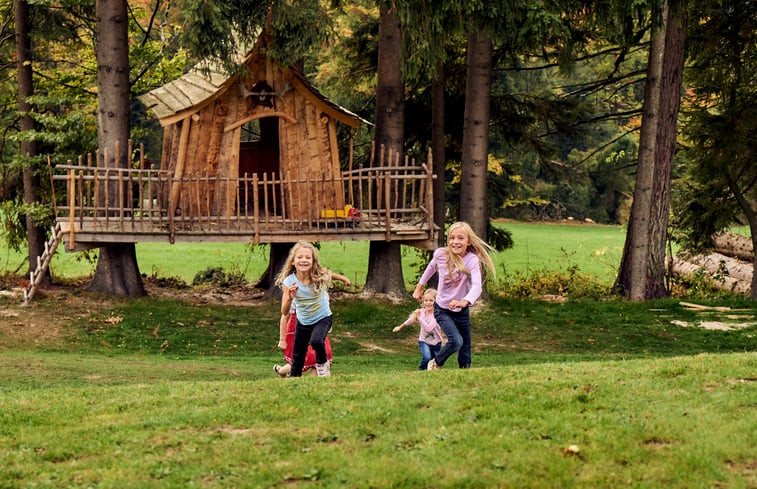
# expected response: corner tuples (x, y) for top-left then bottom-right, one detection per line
(51, 35), (436, 252)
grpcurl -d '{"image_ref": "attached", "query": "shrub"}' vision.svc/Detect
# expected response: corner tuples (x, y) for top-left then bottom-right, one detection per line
(192, 266), (247, 287)
(496, 265), (611, 300)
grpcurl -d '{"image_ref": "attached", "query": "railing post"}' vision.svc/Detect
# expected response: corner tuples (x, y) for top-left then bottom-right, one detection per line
(253, 173), (259, 241)
(68, 169), (75, 248)
(77, 170), (84, 229)
(384, 171), (391, 240)
(47, 155), (58, 218)
(168, 171), (175, 244)
(426, 146), (434, 234)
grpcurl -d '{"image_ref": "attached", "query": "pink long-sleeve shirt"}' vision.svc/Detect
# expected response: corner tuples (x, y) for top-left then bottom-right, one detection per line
(418, 248), (482, 311)
(402, 308), (443, 345)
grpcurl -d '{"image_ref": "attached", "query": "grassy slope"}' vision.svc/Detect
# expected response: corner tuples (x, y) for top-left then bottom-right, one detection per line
(0, 222), (755, 487)
(1, 351), (755, 488)
(2, 293), (756, 487)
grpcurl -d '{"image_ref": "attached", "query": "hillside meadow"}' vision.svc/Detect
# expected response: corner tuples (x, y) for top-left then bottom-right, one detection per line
(0, 221), (755, 488)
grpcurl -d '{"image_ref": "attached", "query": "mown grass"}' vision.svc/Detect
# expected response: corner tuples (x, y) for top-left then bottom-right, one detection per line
(0, 221), (755, 487)
(2, 290), (756, 487)
(1, 350), (755, 488)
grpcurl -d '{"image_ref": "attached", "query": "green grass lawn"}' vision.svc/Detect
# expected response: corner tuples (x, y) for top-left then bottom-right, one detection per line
(1, 291), (756, 488)
(1, 351), (755, 488)
(0, 220), (629, 288)
(0, 222), (755, 488)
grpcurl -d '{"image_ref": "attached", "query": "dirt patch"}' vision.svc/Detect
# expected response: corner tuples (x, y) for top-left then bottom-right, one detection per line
(0, 283), (102, 349)
(0, 277), (276, 349)
(143, 281), (269, 306)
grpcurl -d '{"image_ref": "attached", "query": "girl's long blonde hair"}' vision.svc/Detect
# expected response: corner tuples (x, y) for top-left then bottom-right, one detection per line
(444, 221), (496, 278)
(274, 241), (331, 293)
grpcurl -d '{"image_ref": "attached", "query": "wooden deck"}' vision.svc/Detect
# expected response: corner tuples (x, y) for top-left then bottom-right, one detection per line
(53, 160), (437, 251)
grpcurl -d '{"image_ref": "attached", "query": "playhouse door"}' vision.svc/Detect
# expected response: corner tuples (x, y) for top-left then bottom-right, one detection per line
(238, 117), (280, 216)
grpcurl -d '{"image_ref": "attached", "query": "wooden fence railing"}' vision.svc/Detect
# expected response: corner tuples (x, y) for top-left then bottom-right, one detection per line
(52, 155), (435, 245)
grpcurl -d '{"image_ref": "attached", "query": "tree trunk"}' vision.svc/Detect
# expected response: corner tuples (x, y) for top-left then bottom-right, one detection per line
(725, 166), (757, 300)
(751, 241), (757, 301)
(365, 3), (406, 296)
(14, 0), (48, 285)
(431, 59), (446, 247)
(363, 241), (406, 299)
(458, 28), (492, 241)
(87, 0), (145, 297)
(87, 244), (145, 296)
(615, 0), (686, 300)
(256, 243), (294, 299)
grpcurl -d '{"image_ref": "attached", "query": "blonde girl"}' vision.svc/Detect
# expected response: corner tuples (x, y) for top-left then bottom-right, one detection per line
(275, 241), (339, 377)
(412, 222), (495, 369)
(273, 272), (350, 378)
(393, 288), (444, 370)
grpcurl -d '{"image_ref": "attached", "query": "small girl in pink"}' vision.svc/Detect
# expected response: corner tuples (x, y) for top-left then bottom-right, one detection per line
(413, 221), (496, 370)
(392, 288), (444, 370)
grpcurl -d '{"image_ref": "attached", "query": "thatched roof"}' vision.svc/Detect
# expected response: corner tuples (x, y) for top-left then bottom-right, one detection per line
(137, 63), (229, 121)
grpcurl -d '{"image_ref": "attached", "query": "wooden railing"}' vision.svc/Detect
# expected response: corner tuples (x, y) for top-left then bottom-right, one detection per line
(52, 158), (435, 245)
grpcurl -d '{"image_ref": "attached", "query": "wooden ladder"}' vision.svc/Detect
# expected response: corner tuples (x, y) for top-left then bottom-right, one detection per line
(22, 223), (63, 306)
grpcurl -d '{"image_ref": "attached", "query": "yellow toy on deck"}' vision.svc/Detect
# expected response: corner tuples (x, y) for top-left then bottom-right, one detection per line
(320, 205), (361, 226)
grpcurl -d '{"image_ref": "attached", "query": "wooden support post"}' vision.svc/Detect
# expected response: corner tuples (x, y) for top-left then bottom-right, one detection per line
(169, 117), (192, 242)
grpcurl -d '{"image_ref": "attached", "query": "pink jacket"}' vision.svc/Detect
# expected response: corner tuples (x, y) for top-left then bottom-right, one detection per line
(418, 248), (482, 311)
(403, 308), (443, 345)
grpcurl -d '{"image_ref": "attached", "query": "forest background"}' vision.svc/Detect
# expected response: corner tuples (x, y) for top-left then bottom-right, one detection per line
(0, 0), (754, 298)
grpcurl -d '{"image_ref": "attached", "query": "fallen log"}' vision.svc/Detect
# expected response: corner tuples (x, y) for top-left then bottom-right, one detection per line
(670, 256), (751, 294)
(686, 252), (754, 283)
(712, 231), (754, 261)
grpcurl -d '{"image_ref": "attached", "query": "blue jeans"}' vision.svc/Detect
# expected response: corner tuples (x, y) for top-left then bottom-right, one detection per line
(291, 315), (332, 377)
(433, 303), (471, 368)
(418, 341), (441, 370)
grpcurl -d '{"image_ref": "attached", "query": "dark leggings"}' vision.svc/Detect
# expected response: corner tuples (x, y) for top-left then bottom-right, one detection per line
(290, 315), (332, 377)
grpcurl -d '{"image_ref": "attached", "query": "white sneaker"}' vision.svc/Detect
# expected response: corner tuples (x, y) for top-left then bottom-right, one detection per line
(427, 359), (441, 370)
(273, 364), (290, 377)
(315, 362), (331, 377)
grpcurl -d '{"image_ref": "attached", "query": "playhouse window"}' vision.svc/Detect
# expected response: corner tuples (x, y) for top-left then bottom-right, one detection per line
(241, 119), (261, 142)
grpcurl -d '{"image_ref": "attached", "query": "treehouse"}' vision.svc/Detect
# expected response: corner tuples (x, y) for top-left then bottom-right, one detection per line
(51, 36), (437, 254)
